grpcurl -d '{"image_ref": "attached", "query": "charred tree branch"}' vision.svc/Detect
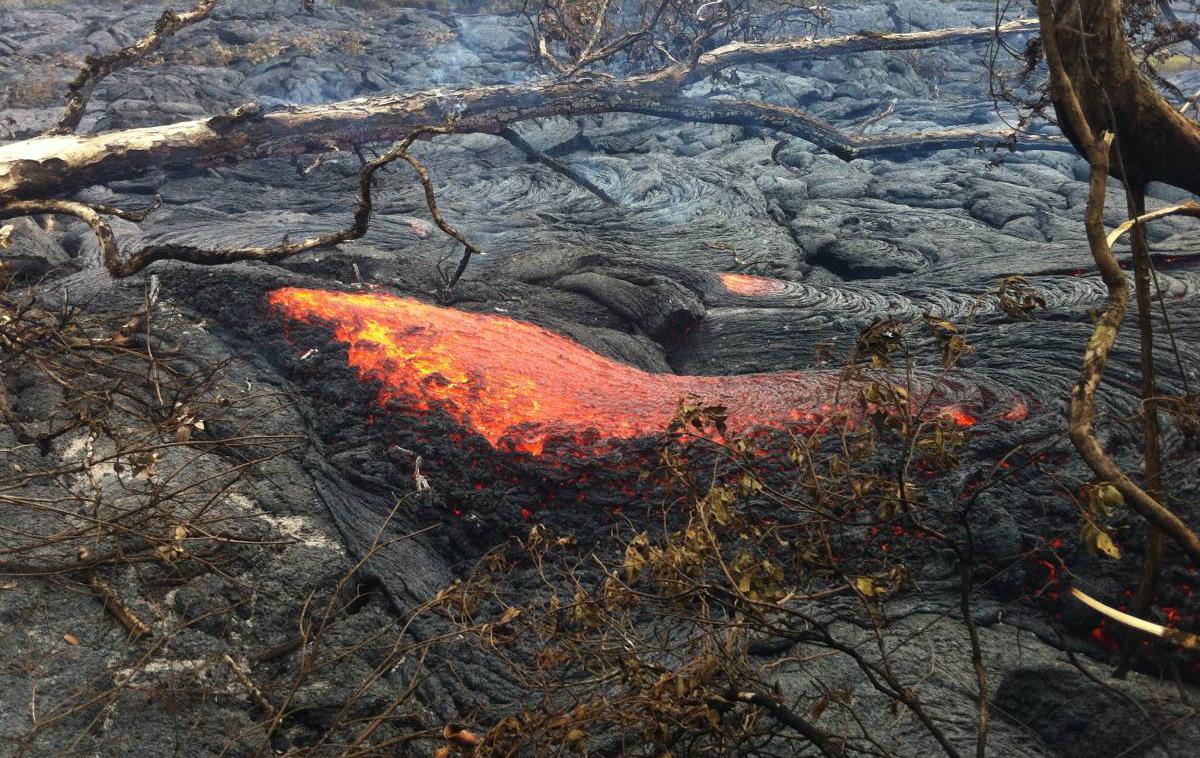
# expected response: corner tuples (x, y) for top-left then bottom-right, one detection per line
(397, 150), (481, 289)
(0, 18), (1042, 203)
(0, 125), (478, 280)
(689, 17), (1037, 77)
(498, 126), (617, 205)
(624, 96), (1071, 159)
(47, 0), (219, 136)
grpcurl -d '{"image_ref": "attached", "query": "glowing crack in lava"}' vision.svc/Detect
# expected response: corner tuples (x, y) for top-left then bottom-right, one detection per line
(718, 272), (791, 297)
(268, 288), (981, 457)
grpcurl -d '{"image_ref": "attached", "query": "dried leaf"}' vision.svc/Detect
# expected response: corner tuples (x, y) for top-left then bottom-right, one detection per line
(1095, 531), (1121, 560)
(1095, 483), (1124, 511)
(854, 576), (878, 597)
(63, 633), (78, 645)
(995, 275), (1047, 320)
(810, 692), (831, 720)
(497, 606), (521, 625)
(442, 724), (480, 748)
(624, 533), (649, 583)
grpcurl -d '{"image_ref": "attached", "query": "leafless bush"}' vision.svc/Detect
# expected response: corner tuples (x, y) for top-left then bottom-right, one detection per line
(0, 280), (322, 752)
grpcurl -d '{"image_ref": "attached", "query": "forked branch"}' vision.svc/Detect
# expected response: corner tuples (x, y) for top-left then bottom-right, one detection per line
(0, 125), (479, 281)
(47, 0), (219, 136)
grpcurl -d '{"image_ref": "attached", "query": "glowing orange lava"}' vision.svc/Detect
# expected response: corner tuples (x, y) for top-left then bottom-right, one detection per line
(940, 406), (977, 428)
(268, 288), (863, 456)
(998, 398), (1029, 422)
(268, 288), (992, 458)
(718, 273), (789, 296)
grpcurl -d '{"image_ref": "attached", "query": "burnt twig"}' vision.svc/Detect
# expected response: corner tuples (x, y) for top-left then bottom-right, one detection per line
(88, 570), (152, 641)
(222, 654), (277, 714)
(498, 126), (617, 206)
(398, 151), (481, 290)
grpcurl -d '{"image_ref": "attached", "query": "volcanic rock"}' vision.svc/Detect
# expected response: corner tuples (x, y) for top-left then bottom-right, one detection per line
(0, 218), (77, 283)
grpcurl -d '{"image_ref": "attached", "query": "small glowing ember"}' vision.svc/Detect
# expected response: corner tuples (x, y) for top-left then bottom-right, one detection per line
(268, 288), (989, 457)
(940, 406), (976, 428)
(998, 399), (1029, 422)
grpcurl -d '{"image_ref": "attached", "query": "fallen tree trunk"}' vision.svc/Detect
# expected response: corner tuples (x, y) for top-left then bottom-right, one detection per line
(0, 18), (1044, 202)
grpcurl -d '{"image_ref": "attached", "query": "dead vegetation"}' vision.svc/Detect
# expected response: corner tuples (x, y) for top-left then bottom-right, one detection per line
(154, 29), (370, 69)
(0, 275), (1049, 755)
(0, 52), (82, 113)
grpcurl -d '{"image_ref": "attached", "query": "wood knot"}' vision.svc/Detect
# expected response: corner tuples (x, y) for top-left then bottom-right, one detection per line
(207, 102), (265, 134)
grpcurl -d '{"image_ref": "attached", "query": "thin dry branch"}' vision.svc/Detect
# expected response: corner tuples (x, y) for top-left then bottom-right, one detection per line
(1105, 200), (1200, 246)
(398, 151), (481, 288)
(726, 690), (843, 757)
(1115, 179), (1165, 679)
(88, 570), (152, 641)
(627, 95), (1070, 160)
(563, 0), (673, 75)
(498, 125), (618, 205)
(47, 0), (219, 136)
(221, 654), (277, 715)
(690, 17), (1038, 77)
(1071, 586), (1200, 650)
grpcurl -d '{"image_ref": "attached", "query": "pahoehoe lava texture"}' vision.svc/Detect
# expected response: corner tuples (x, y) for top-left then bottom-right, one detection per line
(5, 0), (1200, 755)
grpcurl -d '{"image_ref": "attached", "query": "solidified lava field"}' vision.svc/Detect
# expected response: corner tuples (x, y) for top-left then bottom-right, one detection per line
(4, 0), (1200, 756)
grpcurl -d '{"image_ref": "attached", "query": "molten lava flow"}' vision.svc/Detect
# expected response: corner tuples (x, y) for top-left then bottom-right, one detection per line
(267, 288), (862, 456)
(718, 272), (789, 296)
(268, 288), (995, 458)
